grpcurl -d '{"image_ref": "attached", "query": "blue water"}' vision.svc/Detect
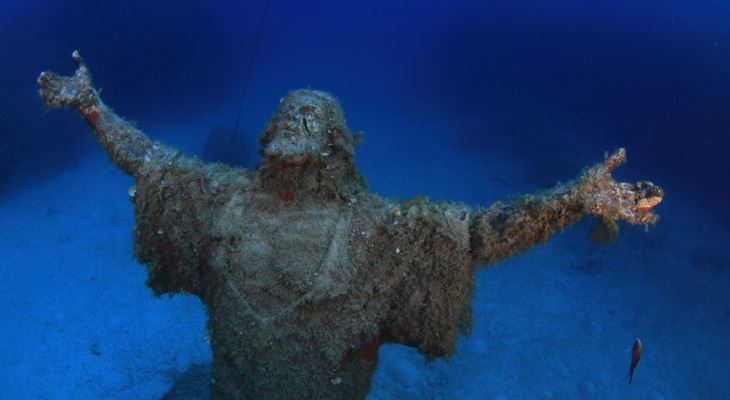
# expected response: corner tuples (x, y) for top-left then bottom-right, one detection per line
(1, 0), (729, 398)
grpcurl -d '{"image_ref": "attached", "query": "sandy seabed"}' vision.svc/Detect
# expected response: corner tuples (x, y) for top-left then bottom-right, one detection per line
(1, 112), (728, 400)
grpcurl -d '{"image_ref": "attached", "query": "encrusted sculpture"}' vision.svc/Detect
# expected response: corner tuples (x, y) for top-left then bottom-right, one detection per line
(38, 52), (663, 399)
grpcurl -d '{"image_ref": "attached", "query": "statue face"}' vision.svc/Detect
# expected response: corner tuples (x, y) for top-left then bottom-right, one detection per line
(260, 90), (353, 164)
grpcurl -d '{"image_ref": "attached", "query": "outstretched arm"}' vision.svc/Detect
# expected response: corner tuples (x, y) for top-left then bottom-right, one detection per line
(470, 148), (663, 266)
(37, 50), (181, 176)
(38, 51), (249, 297)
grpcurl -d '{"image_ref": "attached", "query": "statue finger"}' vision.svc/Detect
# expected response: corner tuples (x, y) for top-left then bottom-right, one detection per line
(603, 148), (627, 173)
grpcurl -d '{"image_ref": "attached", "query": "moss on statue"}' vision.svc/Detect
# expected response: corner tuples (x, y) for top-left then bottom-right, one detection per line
(38, 51), (663, 399)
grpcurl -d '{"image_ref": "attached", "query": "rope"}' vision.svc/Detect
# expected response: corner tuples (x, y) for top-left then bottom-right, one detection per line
(234, 0), (273, 133)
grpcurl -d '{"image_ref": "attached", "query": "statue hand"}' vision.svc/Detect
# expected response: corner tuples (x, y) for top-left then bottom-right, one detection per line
(38, 50), (97, 111)
(578, 148), (663, 225)
(37, 50), (177, 176)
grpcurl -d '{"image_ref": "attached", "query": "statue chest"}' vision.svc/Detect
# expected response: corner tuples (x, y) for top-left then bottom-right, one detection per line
(208, 196), (354, 320)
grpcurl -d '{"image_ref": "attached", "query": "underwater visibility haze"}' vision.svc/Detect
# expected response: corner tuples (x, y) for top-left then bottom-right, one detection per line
(1, 0), (729, 399)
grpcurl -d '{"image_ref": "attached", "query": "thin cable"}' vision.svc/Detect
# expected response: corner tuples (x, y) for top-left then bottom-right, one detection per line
(234, 0), (273, 133)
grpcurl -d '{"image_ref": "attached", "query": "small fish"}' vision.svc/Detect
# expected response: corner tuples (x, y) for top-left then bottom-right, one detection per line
(627, 338), (642, 383)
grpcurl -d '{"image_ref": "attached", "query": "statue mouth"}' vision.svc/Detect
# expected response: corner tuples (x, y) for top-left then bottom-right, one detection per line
(267, 152), (318, 168)
(282, 153), (310, 165)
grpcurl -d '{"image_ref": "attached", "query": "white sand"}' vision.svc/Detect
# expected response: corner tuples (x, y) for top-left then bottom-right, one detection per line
(1, 106), (728, 399)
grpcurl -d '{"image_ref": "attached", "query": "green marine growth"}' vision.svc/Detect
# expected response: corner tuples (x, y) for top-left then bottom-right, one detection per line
(38, 52), (664, 400)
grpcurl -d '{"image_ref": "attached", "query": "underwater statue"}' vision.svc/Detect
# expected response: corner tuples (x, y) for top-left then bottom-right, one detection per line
(38, 52), (663, 399)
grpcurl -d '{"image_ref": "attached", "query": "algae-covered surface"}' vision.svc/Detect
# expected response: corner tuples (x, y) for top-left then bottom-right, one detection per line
(2, 0), (730, 399)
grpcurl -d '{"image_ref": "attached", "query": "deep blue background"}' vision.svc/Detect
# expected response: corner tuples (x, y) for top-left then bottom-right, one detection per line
(1, 0), (729, 222)
(2, 1), (730, 398)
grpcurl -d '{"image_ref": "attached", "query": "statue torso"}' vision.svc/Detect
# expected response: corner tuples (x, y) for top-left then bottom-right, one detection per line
(208, 192), (358, 321)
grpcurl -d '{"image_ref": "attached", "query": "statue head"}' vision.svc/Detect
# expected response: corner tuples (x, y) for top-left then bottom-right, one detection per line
(257, 90), (365, 200)
(259, 90), (357, 165)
